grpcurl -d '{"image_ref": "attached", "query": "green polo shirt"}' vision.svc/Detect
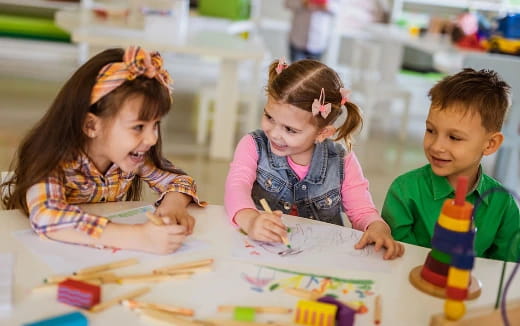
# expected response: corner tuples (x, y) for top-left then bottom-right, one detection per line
(382, 164), (519, 261)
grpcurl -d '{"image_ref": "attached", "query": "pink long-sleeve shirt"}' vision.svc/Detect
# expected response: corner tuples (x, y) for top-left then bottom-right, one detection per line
(225, 135), (384, 231)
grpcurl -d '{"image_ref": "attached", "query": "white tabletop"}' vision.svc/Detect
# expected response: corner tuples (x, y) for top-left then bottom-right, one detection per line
(55, 9), (265, 61)
(1, 202), (518, 325)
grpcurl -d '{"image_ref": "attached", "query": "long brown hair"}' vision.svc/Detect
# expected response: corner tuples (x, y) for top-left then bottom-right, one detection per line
(1, 48), (184, 214)
(266, 59), (363, 149)
(428, 68), (510, 132)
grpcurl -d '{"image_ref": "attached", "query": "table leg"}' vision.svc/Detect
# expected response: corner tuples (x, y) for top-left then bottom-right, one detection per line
(210, 59), (239, 160)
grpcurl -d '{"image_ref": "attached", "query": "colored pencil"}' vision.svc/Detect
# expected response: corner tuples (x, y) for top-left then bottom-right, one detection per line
(117, 272), (192, 284)
(122, 299), (194, 316)
(218, 305), (292, 314)
(153, 258), (214, 274)
(205, 319), (299, 326)
(146, 212), (164, 225)
(90, 287), (150, 313)
(74, 258), (138, 275)
(137, 308), (206, 326)
(44, 272), (117, 284)
(259, 199), (291, 248)
(374, 295), (381, 325)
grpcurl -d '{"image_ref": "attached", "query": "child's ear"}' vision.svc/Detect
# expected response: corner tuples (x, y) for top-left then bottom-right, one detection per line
(315, 125), (336, 143)
(483, 131), (504, 156)
(83, 113), (101, 138)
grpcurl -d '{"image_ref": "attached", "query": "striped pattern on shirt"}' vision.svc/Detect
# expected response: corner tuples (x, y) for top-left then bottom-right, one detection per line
(26, 154), (202, 238)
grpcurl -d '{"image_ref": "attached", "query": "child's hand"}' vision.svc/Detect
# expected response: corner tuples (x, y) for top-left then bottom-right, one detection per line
(156, 192), (195, 234)
(138, 222), (188, 254)
(154, 206), (195, 235)
(247, 210), (288, 243)
(355, 221), (405, 260)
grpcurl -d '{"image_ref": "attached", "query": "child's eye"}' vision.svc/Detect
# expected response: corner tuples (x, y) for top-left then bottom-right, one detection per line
(133, 125), (144, 131)
(264, 112), (273, 121)
(425, 128), (433, 133)
(285, 126), (296, 134)
(449, 135), (462, 141)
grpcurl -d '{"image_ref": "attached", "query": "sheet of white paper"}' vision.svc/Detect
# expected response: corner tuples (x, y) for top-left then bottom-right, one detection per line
(232, 221), (390, 273)
(0, 253), (14, 312)
(13, 205), (208, 274)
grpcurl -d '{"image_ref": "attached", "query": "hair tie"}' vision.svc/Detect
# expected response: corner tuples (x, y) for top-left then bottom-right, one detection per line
(312, 88), (332, 119)
(275, 57), (288, 75)
(90, 46), (173, 105)
(339, 87), (351, 106)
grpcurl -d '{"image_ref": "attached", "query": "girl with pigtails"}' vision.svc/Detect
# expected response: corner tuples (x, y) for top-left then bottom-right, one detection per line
(225, 59), (404, 260)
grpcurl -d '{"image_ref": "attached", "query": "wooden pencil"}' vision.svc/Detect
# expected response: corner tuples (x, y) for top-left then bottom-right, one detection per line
(74, 258), (138, 275)
(218, 305), (292, 314)
(44, 272), (117, 284)
(146, 212), (164, 225)
(122, 299), (194, 316)
(90, 287), (150, 313)
(137, 308), (207, 326)
(205, 319), (299, 326)
(259, 199), (291, 247)
(153, 258), (214, 274)
(374, 295), (382, 325)
(117, 272), (192, 284)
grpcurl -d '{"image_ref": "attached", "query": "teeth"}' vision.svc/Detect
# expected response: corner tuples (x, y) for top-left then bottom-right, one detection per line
(130, 152), (145, 157)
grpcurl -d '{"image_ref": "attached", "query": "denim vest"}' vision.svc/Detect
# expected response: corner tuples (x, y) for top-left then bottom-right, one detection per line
(250, 130), (345, 226)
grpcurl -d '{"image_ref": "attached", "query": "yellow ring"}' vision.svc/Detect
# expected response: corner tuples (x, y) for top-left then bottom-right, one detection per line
(438, 214), (471, 232)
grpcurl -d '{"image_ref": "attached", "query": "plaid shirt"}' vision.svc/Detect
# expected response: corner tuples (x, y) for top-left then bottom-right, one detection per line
(26, 153), (203, 238)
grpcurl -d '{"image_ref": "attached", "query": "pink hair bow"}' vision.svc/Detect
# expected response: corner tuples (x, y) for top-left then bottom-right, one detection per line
(339, 87), (351, 106)
(312, 88), (332, 119)
(91, 46), (173, 105)
(275, 57), (288, 74)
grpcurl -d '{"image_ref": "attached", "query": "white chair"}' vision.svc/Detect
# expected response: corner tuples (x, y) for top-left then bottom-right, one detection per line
(349, 38), (412, 142)
(463, 53), (520, 191)
(196, 85), (262, 145)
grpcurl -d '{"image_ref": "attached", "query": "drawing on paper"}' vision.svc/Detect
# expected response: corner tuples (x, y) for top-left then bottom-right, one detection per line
(240, 264), (375, 313)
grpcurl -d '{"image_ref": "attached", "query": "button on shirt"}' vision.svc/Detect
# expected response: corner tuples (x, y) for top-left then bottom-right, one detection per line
(382, 164), (520, 261)
(26, 153), (202, 238)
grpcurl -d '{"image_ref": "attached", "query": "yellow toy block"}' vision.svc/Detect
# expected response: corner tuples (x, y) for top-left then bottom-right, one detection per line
(447, 267), (471, 288)
(294, 300), (337, 326)
(438, 214), (471, 232)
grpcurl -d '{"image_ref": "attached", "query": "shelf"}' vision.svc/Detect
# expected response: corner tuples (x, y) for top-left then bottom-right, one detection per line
(402, 0), (520, 12)
(0, 0), (79, 10)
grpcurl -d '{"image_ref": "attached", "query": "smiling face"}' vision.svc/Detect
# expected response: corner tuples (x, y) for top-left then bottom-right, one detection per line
(261, 96), (322, 166)
(423, 103), (502, 188)
(85, 95), (161, 174)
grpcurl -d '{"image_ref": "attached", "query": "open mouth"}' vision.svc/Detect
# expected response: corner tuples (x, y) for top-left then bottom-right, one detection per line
(430, 155), (451, 165)
(129, 151), (146, 163)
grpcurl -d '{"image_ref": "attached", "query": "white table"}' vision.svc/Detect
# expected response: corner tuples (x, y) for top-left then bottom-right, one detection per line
(1, 202), (519, 325)
(55, 10), (267, 160)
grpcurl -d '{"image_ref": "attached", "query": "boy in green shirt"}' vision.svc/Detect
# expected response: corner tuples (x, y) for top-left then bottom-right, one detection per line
(382, 68), (519, 261)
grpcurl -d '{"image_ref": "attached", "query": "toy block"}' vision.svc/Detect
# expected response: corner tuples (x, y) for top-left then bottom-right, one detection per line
(294, 299), (337, 326)
(446, 268), (470, 289)
(23, 311), (88, 326)
(318, 296), (356, 326)
(57, 279), (101, 309)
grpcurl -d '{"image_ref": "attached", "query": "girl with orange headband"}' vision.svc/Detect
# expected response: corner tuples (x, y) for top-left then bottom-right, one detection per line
(1, 46), (205, 254)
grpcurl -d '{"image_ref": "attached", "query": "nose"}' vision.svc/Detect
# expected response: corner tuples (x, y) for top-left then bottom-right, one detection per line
(144, 126), (158, 146)
(268, 124), (283, 140)
(429, 134), (446, 153)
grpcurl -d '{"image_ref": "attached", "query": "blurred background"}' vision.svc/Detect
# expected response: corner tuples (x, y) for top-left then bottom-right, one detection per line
(0, 0), (518, 208)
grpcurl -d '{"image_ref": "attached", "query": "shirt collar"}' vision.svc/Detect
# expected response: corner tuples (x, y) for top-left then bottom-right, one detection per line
(428, 165), (488, 205)
(65, 152), (128, 178)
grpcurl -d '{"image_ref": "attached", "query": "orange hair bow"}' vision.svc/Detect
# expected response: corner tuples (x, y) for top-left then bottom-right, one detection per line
(90, 46), (172, 105)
